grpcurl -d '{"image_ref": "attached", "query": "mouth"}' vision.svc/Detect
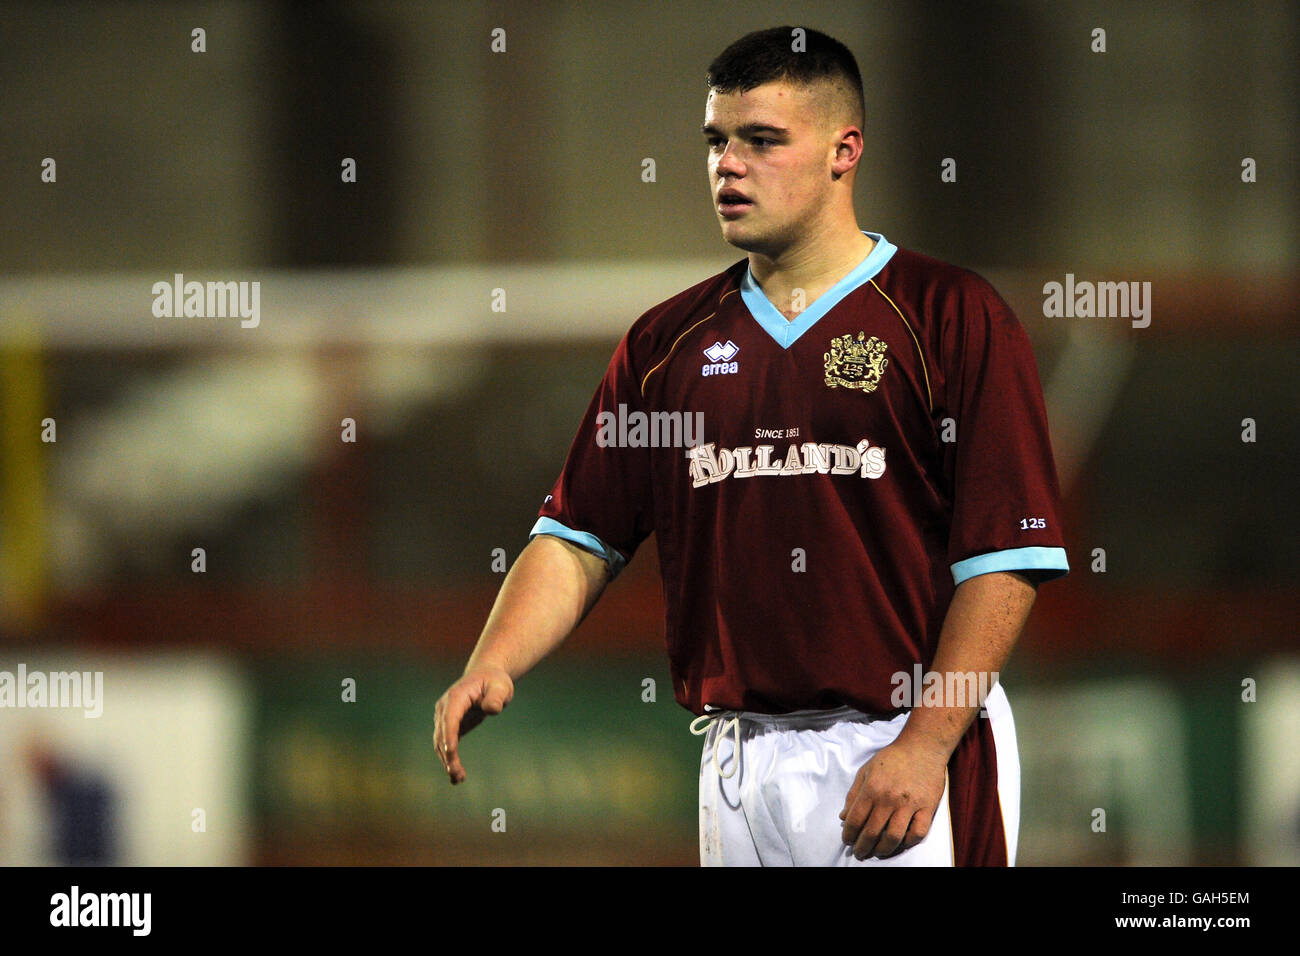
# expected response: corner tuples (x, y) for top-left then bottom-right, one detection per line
(716, 189), (754, 218)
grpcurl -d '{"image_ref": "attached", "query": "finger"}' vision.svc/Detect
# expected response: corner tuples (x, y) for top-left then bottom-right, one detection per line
(896, 807), (934, 854)
(840, 790), (871, 844)
(842, 790), (863, 842)
(433, 693), (459, 760)
(438, 690), (475, 783)
(870, 813), (913, 859)
(840, 774), (863, 821)
(432, 698), (449, 769)
(839, 761), (873, 822)
(852, 805), (896, 860)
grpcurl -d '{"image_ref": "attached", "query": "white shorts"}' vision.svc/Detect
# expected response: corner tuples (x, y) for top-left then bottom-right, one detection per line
(696, 683), (1019, 866)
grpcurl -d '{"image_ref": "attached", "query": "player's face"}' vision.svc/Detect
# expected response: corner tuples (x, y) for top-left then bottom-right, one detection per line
(703, 81), (843, 257)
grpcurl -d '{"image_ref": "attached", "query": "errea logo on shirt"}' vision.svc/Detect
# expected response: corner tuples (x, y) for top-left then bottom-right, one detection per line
(702, 340), (739, 377)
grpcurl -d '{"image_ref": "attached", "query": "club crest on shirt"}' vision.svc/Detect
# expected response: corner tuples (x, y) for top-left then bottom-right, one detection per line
(824, 332), (889, 392)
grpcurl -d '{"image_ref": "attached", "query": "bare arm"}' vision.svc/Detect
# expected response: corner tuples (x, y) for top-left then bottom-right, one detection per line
(839, 570), (1038, 858)
(894, 569), (1037, 758)
(434, 535), (610, 784)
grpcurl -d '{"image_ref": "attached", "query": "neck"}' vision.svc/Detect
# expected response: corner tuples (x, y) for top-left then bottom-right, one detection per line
(747, 217), (875, 320)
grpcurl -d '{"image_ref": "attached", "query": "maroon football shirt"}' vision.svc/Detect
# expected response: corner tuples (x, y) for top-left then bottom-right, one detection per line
(532, 233), (1068, 717)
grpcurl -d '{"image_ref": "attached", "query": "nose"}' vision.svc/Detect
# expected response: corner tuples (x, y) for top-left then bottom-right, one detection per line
(714, 142), (745, 179)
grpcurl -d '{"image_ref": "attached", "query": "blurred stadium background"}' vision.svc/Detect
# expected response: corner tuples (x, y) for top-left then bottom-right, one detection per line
(0, 0), (1296, 865)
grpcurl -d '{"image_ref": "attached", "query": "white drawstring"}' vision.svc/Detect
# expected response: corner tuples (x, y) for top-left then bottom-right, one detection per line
(689, 705), (742, 779)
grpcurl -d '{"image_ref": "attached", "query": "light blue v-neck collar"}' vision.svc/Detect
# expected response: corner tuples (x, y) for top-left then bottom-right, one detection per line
(739, 231), (898, 349)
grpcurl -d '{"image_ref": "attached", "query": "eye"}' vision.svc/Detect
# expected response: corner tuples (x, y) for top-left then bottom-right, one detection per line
(751, 137), (774, 148)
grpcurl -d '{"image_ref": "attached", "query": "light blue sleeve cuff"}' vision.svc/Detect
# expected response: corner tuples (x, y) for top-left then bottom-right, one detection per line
(529, 516), (628, 578)
(951, 546), (1069, 586)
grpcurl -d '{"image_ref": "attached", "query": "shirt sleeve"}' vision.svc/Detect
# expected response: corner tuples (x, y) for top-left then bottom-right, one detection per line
(940, 279), (1070, 586)
(529, 332), (655, 578)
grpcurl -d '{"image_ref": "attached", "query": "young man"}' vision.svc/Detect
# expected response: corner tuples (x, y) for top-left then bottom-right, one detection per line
(434, 26), (1069, 866)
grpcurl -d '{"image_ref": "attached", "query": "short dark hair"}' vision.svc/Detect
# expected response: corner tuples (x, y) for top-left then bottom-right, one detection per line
(706, 26), (865, 129)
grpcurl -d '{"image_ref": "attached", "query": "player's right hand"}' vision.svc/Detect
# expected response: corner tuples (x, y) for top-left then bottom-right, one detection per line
(434, 665), (515, 785)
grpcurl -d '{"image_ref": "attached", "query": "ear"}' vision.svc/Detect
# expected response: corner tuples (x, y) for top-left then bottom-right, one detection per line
(831, 126), (864, 180)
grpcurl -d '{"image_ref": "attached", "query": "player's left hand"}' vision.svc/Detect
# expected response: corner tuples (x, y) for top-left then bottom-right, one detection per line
(838, 737), (948, 860)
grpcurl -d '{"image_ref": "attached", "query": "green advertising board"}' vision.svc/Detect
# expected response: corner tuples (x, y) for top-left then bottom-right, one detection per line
(251, 654), (702, 863)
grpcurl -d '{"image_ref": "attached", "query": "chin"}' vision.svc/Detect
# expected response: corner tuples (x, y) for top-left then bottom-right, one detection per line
(721, 226), (777, 257)
(719, 222), (764, 252)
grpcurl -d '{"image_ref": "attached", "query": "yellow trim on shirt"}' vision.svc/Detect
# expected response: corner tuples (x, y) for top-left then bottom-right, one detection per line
(869, 279), (934, 415)
(640, 288), (738, 396)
